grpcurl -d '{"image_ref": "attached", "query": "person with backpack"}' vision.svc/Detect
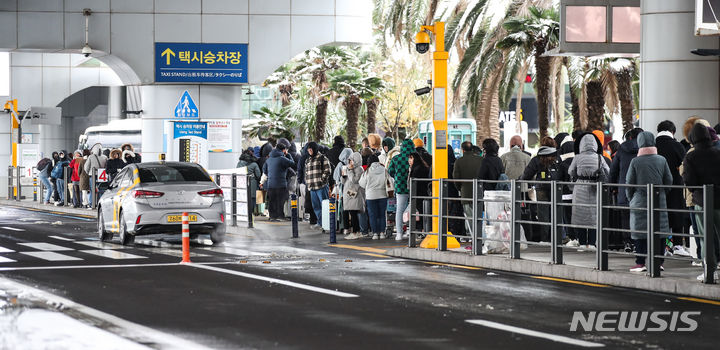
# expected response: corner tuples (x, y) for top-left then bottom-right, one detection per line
(360, 155), (390, 239)
(36, 157), (54, 204)
(304, 141), (332, 230)
(521, 137), (561, 242)
(569, 133), (610, 249)
(51, 152), (70, 206)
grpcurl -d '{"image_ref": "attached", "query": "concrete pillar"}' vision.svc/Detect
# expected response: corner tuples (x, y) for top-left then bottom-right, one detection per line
(640, 0), (720, 134)
(140, 85), (244, 169)
(0, 115), (10, 198)
(107, 86), (125, 122)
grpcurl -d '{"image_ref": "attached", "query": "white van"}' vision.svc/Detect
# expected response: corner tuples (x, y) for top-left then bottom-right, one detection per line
(78, 119), (142, 152)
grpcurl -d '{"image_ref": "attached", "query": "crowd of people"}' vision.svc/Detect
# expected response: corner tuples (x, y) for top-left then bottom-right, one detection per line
(35, 143), (140, 209)
(238, 117), (720, 278)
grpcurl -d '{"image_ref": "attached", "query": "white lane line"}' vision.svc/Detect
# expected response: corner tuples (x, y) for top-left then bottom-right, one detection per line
(1, 226), (25, 231)
(49, 235), (75, 241)
(0, 256), (16, 263)
(0, 261), (235, 272)
(20, 251), (83, 261)
(18, 242), (73, 251)
(188, 263), (359, 298)
(466, 320), (605, 348)
(135, 247), (211, 258)
(79, 250), (148, 260)
(75, 241), (128, 249)
(199, 246), (266, 256)
(0, 246), (15, 253)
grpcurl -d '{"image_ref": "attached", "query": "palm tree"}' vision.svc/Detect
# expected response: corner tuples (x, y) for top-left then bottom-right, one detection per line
(328, 66), (385, 148)
(496, 6), (559, 139)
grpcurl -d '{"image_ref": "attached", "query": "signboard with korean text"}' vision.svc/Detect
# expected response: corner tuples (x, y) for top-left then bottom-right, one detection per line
(207, 120), (233, 152)
(172, 121), (209, 169)
(155, 42), (249, 83)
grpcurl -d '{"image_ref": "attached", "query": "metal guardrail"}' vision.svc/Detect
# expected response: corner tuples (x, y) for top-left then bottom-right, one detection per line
(408, 177), (717, 284)
(215, 173), (254, 228)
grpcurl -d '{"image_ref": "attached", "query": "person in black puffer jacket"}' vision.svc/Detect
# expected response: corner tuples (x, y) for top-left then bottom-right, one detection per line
(477, 138), (503, 191)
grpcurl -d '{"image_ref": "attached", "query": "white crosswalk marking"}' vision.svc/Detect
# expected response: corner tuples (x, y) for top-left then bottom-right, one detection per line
(18, 242), (73, 251)
(0, 246), (15, 253)
(49, 236), (75, 241)
(75, 241), (128, 249)
(20, 251), (83, 261)
(79, 250), (148, 260)
(135, 248), (210, 258)
(0, 256), (16, 263)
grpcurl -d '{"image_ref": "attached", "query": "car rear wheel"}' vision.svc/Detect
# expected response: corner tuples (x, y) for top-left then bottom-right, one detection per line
(97, 207), (112, 242)
(210, 229), (225, 245)
(119, 213), (135, 245)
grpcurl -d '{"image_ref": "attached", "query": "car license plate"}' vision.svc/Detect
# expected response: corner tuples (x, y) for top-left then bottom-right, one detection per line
(167, 215), (198, 223)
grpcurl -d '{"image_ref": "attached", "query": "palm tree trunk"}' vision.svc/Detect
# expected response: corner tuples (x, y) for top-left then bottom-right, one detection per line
(314, 97), (328, 141)
(366, 98), (378, 134)
(344, 93), (361, 149)
(279, 84), (293, 107)
(586, 81), (605, 131)
(569, 82), (582, 130)
(616, 69), (634, 133)
(534, 49), (551, 139)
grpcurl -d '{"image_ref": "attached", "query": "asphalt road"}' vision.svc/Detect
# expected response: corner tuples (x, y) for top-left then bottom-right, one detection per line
(0, 205), (718, 349)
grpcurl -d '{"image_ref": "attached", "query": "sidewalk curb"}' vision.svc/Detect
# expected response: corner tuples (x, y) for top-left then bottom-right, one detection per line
(386, 247), (720, 301)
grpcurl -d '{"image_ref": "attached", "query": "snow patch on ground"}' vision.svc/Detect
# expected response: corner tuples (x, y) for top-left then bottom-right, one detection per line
(0, 308), (151, 350)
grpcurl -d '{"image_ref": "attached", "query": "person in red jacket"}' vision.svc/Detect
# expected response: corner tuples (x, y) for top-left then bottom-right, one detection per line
(68, 150), (82, 208)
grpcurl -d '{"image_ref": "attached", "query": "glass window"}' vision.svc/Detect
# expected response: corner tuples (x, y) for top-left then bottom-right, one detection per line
(566, 6), (607, 43)
(138, 164), (212, 183)
(612, 7), (641, 43)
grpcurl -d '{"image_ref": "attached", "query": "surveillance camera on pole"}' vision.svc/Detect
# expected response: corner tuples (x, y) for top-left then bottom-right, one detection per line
(413, 22), (449, 244)
(82, 9), (92, 57)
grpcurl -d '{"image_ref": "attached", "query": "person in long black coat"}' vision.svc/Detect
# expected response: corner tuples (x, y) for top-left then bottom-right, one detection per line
(655, 120), (689, 253)
(477, 138), (503, 191)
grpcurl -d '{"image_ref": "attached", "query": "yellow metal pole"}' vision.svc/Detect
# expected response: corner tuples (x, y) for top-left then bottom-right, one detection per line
(6, 100), (19, 197)
(430, 22), (448, 235)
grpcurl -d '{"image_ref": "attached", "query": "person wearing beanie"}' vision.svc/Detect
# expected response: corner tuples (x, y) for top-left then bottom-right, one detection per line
(325, 136), (345, 170)
(609, 127), (643, 252)
(521, 137), (561, 242)
(380, 137), (400, 167)
(413, 138), (432, 168)
(626, 131), (672, 272)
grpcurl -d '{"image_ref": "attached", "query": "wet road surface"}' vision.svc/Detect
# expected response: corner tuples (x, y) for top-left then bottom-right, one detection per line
(0, 205), (718, 349)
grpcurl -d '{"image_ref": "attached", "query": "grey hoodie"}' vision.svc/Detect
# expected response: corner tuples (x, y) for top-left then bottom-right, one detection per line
(84, 146), (108, 174)
(333, 148), (353, 185)
(360, 162), (389, 200)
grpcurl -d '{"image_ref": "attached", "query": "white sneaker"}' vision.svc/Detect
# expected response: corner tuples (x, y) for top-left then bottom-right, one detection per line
(630, 265), (647, 272)
(345, 233), (360, 240)
(372, 233), (379, 240)
(343, 229), (350, 235)
(565, 239), (580, 247)
(381, 233), (389, 239)
(697, 272), (720, 281)
(395, 233), (404, 241)
(673, 245), (692, 257)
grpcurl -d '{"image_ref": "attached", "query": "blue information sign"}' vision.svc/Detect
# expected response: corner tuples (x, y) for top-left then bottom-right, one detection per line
(155, 42), (248, 83)
(173, 121), (208, 139)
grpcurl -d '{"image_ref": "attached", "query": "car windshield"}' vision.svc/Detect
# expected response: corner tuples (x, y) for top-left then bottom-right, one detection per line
(138, 165), (212, 183)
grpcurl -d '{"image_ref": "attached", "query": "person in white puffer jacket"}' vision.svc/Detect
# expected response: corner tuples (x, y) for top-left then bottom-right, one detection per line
(359, 155), (390, 239)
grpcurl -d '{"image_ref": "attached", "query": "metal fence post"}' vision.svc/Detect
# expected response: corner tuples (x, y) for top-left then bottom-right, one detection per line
(90, 168), (97, 209)
(599, 184), (609, 271)
(7, 167), (12, 200)
(409, 179), (417, 247)
(703, 184), (715, 284)
(647, 184), (660, 277)
(16, 166), (23, 201)
(246, 174), (254, 228)
(329, 197), (337, 244)
(472, 179), (481, 256)
(291, 192), (299, 238)
(510, 179), (521, 259)
(33, 168), (37, 202)
(438, 179), (447, 251)
(230, 174), (238, 227)
(63, 167), (70, 206)
(38, 172), (45, 203)
(550, 181), (559, 264)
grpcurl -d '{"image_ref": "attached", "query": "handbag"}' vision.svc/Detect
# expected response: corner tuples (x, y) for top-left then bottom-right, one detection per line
(385, 170), (395, 197)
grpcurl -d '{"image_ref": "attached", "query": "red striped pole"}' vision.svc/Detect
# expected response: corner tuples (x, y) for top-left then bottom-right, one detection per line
(181, 212), (191, 263)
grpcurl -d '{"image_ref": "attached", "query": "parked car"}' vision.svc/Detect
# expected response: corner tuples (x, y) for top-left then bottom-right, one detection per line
(97, 161), (226, 245)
